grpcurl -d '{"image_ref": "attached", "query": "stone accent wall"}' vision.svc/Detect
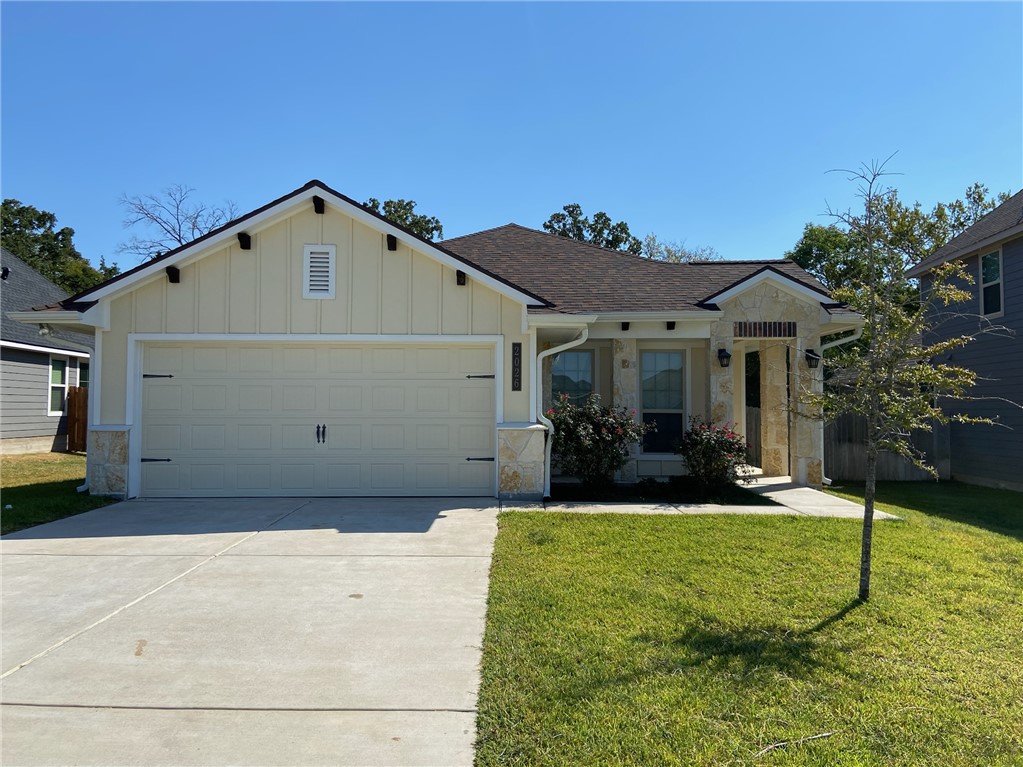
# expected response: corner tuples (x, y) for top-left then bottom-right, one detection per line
(88, 428), (129, 497)
(611, 339), (639, 483)
(759, 341), (789, 477)
(497, 424), (546, 501)
(789, 339), (823, 488)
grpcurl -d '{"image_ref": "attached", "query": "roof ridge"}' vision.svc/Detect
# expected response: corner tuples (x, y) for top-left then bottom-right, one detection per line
(440, 222), (519, 244)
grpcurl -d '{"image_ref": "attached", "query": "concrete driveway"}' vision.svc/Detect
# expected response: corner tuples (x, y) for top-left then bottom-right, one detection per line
(1, 498), (499, 767)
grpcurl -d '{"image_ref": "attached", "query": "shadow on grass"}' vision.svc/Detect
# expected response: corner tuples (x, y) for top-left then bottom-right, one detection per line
(621, 601), (866, 689)
(829, 481), (1022, 541)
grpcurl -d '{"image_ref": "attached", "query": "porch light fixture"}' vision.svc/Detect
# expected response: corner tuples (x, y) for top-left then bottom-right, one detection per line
(804, 349), (822, 369)
(717, 348), (732, 368)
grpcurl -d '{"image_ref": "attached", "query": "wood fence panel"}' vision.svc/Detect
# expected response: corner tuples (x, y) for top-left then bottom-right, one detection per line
(745, 406), (762, 467)
(824, 412), (946, 481)
(67, 386), (88, 453)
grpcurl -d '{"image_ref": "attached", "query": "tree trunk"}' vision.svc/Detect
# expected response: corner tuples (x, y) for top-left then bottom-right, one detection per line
(859, 450), (877, 601)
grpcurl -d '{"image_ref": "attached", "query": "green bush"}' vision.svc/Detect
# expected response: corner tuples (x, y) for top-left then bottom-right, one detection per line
(675, 417), (754, 496)
(548, 393), (651, 492)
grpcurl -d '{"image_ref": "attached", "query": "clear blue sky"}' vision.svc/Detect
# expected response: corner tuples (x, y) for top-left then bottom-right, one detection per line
(3, 2), (1021, 270)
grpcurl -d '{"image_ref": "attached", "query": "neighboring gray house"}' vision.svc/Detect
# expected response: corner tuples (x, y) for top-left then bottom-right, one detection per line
(906, 190), (1023, 492)
(1, 248), (94, 454)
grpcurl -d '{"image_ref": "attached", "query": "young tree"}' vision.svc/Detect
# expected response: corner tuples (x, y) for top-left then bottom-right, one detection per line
(118, 184), (239, 262)
(363, 198), (443, 241)
(542, 203), (642, 254)
(805, 160), (1016, 601)
(1, 199), (118, 294)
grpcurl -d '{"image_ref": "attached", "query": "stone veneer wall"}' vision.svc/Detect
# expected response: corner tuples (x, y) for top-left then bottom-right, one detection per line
(497, 424), (546, 501)
(611, 339), (639, 483)
(88, 428), (129, 497)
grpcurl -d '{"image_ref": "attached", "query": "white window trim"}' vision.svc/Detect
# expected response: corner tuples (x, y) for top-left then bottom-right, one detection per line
(639, 347), (688, 457)
(303, 244), (336, 299)
(48, 355), (69, 417)
(979, 249), (1005, 319)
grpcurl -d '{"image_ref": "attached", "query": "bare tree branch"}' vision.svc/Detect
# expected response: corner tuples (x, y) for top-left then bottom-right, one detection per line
(118, 184), (239, 262)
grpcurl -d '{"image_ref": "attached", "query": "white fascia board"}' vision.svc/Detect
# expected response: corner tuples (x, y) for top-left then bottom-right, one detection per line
(594, 310), (722, 321)
(710, 271), (830, 306)
(905, 222), (1023, 277)
(0, 339), (90, 358)
(80, 186), (544, 310)
(527, 314), (598, 328)
(7, 310), (98, 333)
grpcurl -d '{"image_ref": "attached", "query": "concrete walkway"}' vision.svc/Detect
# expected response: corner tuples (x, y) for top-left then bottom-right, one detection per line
(508, 476), (899, 520)
(1, 498), (500, 767)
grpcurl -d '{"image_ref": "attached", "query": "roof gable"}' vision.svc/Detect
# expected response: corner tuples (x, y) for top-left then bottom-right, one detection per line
(907, 189), (1023, 277)
(66, 181), (548, 309)
(698, 265), (833, 307)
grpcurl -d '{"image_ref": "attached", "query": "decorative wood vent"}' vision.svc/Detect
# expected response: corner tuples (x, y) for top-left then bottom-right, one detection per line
(734, 321), (796, 338)
(303, 244), (336, 299)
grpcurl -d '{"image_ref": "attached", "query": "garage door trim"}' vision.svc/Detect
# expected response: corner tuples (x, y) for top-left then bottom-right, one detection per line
(125, 333), (507, 498)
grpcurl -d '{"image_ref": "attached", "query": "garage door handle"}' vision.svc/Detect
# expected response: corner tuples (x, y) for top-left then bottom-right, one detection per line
(316, 424), (322, 444)
(321, 424), (327, 444)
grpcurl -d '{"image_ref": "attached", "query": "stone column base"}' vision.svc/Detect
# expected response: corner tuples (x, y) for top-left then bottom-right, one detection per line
(88, 427), (129, 497)
(497, 423), (546, 501)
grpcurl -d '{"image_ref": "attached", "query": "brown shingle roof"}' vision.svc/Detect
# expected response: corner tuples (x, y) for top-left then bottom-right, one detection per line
(907, 189), (1023, 277)
(441, 224), (834, 314)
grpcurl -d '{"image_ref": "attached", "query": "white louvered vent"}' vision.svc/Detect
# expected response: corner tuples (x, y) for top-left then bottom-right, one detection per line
(303, 244), (336, 299)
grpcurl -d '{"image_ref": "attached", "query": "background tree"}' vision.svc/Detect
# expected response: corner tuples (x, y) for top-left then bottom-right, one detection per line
(641, 234), (723, 263)
(1, 199), (118, 294)
(803, 160), (1016, 602)
(542, 203), (642, 254)
(363, 198), (443, 241)
(119, 184), (239, 262)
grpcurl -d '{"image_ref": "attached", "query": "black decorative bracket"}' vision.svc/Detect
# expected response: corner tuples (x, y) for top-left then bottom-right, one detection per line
(386, 234), (397, 251)
(313, 195), (325, 214)
(456, 270), (466, 286)
(165, 266), (180, 283)
(237, 232), (252, 250)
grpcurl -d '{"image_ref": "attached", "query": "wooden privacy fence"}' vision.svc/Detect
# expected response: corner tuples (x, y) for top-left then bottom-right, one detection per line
(744, 407), (948, 481)
(67, 386), (88, 453)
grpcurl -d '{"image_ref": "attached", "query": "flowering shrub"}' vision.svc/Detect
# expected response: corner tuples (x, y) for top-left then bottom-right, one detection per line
(548, 393), (651, 491)
(675, 417), (754, 495)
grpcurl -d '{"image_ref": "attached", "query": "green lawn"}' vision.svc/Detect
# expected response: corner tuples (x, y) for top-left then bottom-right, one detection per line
(477, 482), (1023, 766)
(1, 453), (116, 535)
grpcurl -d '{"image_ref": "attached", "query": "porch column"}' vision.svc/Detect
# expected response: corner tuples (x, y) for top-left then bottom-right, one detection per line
(708, 326), (734, 426)
(789, 335), (824, 489)
(759, 341), (788, 477)
(612, 338), (639, 483)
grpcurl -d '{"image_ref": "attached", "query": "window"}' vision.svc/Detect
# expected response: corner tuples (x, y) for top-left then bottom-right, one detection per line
(980, 250), (1003, 316)
(303, 244), (336, 299)
(551, 350), (593, 402)
(49, 357), (68, 415)
(78, 362), (90, 389)
(641, 350), (684, 453)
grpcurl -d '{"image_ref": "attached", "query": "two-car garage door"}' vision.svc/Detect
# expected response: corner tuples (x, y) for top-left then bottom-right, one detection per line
(140, 343), (496, 497)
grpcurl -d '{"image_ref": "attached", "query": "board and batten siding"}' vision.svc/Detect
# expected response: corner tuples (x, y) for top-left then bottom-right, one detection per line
(98, 206), (532, 425)
(0, 348), (80, 439)
(922, 234), (1023, 489)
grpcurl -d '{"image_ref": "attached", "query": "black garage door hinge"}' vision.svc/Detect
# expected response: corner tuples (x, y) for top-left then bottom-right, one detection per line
(143, 374), (175, 379)
(141, 458), (172, 463)
(465, 374), (495, 379)
(466, 457), (495, 462)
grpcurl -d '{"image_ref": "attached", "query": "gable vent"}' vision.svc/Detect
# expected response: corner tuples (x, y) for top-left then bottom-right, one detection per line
(303, 244), (336, 299)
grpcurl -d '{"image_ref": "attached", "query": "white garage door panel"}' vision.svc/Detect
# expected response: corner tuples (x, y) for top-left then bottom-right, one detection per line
(141, 344), (496, 497)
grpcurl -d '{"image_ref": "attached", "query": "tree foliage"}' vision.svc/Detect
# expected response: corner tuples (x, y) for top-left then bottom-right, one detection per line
(641, 234), (723, 263)
(363, 198), (443, 241)
(543, 203), (642, 254)
(118, 184), (239, 262)
(801, 160), (1017, 601)
(1, 199), (118, 294)
(786, 182), (1010, 290)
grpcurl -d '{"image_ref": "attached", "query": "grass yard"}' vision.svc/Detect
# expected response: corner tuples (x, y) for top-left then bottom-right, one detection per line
(1, 453), (116, 535)
(477, 482), (1022, 766)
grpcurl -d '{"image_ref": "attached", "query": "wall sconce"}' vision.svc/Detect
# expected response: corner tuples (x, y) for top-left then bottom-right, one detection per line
(804, 349), (822, 369)
(717, 348), (732, 368)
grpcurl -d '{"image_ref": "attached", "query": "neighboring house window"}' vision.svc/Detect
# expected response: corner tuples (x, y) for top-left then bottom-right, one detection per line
(551, 351), (594, 402)
(79, 362), (90, 388)
(980, 250), (1003, 316)
(641, 351), (684, 453)
(49, 356), (68, 416)
(303, 244), (336, 299)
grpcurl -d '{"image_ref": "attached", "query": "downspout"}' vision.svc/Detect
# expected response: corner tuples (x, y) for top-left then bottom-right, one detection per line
(536, 327), (589, 500)
(818, 326), (864, 485)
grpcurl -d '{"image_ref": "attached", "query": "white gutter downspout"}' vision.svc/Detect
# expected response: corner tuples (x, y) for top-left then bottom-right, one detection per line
(536, 327), (589, 500)
(818, 326), (865, 485)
